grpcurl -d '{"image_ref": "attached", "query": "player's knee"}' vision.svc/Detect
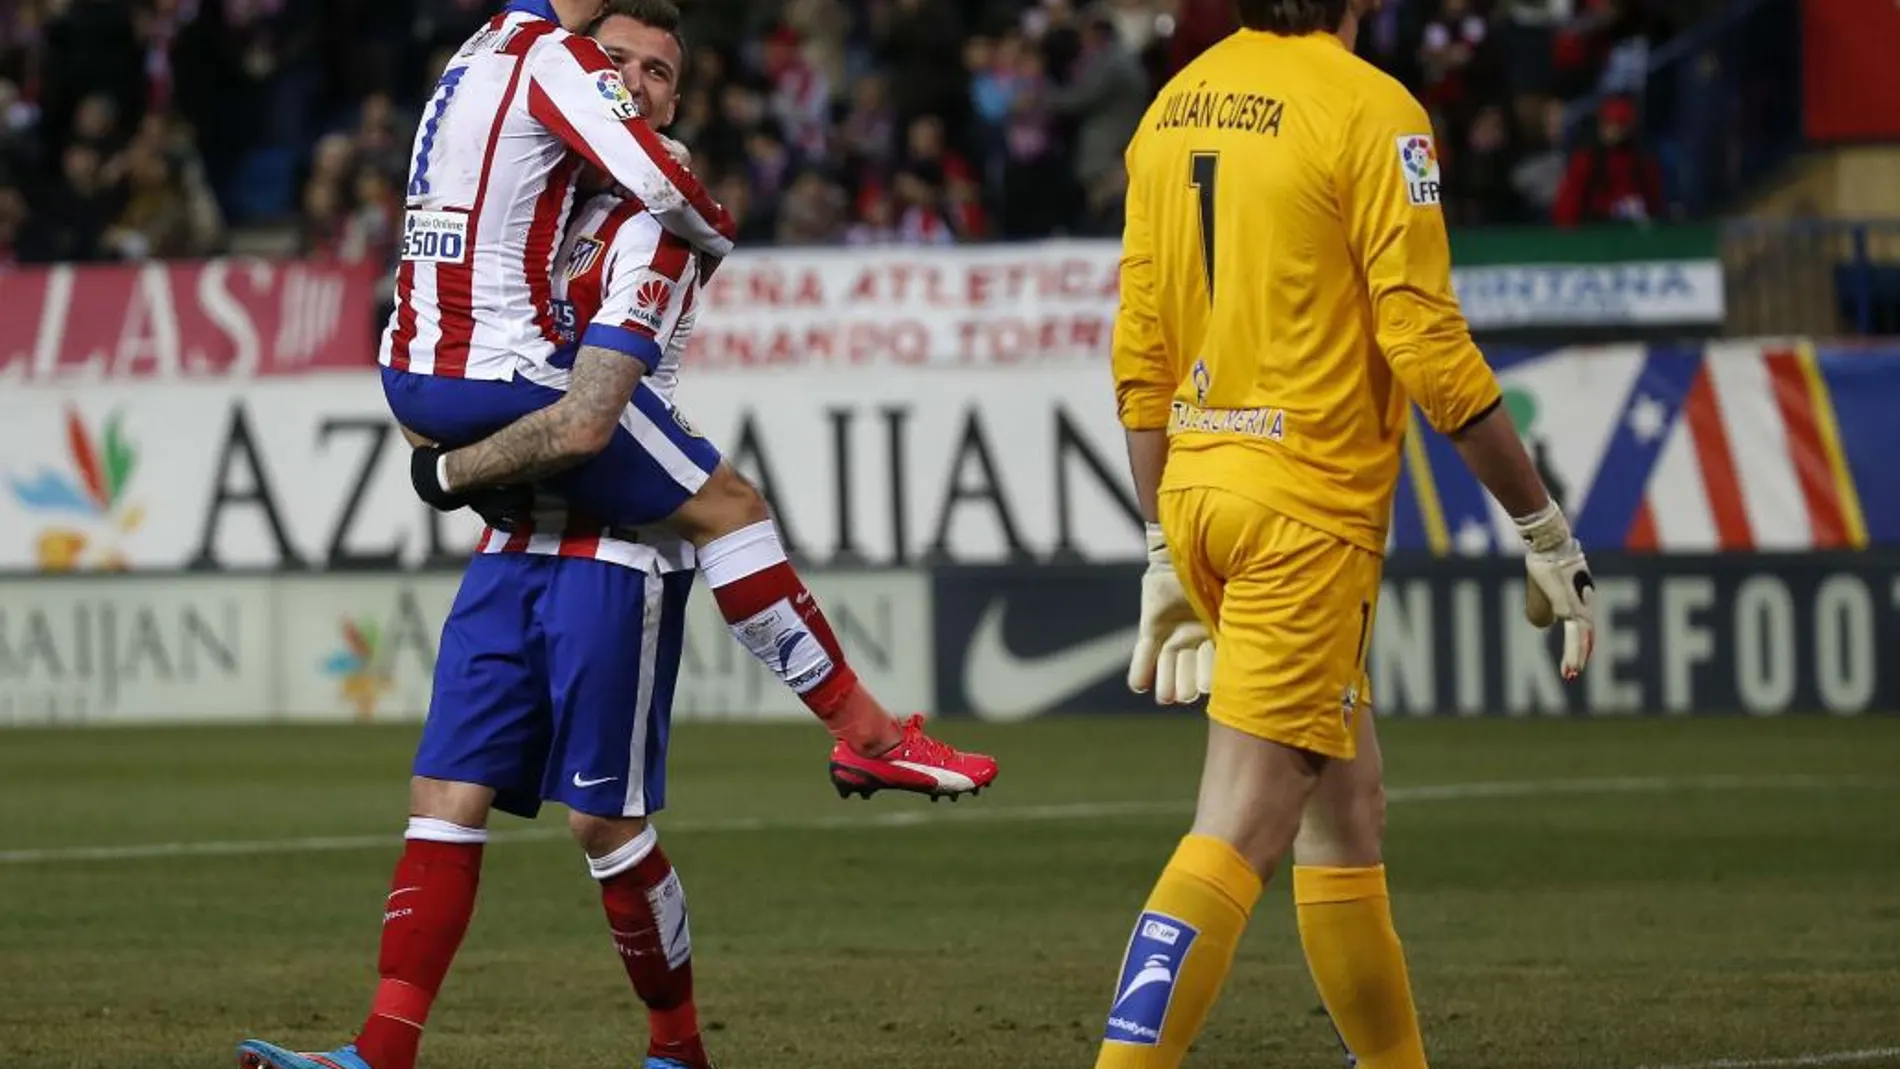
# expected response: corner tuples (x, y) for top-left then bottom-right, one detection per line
(1189, 724), (1327, 876)
(670, 463), (771, 543)
(1297, 776), (1386, 867)
(1339, 777), (1387, 851)
(568, 809), (648, 858)
(408, 776), (493, 828)
(707, 463), (770, 524)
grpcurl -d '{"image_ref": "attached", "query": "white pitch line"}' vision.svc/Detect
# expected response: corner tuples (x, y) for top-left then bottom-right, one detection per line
(1620, 1047), (1900, 1069)
(0, 774), (1891, 867)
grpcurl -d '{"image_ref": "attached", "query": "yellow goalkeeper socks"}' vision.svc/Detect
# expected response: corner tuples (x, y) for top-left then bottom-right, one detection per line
(1294, 865), (1429, 1069)
(1096, 835), (1263, 1069)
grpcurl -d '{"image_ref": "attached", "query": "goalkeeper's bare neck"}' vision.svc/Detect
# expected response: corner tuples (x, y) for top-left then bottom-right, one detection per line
(1237, 0), (1381, 51)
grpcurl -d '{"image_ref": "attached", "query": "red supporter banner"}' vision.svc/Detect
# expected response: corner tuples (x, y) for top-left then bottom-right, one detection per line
(0, 259), (381, 382)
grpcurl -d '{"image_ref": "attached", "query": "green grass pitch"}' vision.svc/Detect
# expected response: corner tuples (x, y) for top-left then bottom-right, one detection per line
(2, 716), (1897, 1069)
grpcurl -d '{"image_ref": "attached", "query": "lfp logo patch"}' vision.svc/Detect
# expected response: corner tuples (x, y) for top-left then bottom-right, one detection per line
(595, 69), (640, 121)
(1396, 134), (1441, 207)
(1104, 912), (1199, 1046)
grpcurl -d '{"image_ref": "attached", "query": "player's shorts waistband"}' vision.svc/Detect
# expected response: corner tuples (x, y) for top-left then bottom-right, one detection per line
(1169, 401), (1288, 441)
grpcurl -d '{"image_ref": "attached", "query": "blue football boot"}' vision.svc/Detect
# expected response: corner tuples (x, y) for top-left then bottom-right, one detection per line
(235, 1040), (375, 1069)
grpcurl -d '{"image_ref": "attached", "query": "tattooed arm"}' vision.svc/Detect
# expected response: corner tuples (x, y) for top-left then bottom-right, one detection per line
(438, 346), (643, 492)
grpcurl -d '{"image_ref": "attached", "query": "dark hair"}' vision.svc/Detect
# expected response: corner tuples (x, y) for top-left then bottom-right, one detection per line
(1234, 0), (1350, 34)
(590, 0), (689, 76)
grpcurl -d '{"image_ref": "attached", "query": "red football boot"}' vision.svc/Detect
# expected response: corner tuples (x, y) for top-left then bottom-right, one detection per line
(828, 714), (997, 801)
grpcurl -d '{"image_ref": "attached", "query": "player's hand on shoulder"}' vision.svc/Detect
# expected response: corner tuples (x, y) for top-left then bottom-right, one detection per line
(1129, 523), (1216, 705)
(1515, 502), (1596, 681)
(657, 134), (691, 170)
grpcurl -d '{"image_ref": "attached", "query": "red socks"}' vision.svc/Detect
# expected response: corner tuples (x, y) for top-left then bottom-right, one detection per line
(698, 521), (898, 754)
(591, 827), (707, 1066)
(354, 818), (486, 1069)
(348, 819), (706, 1069)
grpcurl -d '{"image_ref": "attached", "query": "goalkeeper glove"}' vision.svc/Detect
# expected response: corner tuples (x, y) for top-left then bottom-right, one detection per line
(1128, 522), (1216, 705)
(1514, 502), (1596, 680)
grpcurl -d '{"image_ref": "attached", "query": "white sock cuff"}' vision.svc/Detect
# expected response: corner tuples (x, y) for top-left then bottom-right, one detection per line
(698, 521), (787, 588)
(588, 825), (658, 881)
(405, 817), (489, 844)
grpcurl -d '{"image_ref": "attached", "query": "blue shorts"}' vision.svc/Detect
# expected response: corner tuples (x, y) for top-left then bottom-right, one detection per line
(414, 553), (693, 819)
(382, 366), (722, 526)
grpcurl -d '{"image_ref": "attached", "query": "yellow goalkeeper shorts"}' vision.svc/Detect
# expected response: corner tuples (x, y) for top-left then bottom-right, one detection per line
(1157, 485), (1381, 760)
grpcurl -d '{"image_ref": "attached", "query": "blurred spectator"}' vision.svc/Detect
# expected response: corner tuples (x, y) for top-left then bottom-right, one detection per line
(714, 171), (774, 245)
(743, 117), (796, 218)
(0, 76), (36, 185)
(1512, 96), (1572, 218)
(70, 92), (124, 154)
(945, 171), (988, 241)
(1048, 14), (1145, 233)
(892, 168), (952, 245)
(1419, 0), (1502, 125)
(1446, 103), (1527, 226)
(297, 168), (345, 257)
(763, 25), (828, 157)
(1552, 94), (1664, 226)
(776, 166), (846, 245)
(998, 44), (1068, 239)
(834, 73), (895, 180)
(350, 91), (413, 182)
(102, 139), (205, 258)
(781, 0), (847, 90)
(22, 141), (118, 262)
(844, 184), (898, 246)
(339, 164), (397, 264)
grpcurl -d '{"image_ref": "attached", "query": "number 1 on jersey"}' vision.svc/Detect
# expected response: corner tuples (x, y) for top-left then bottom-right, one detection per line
(1190, 152), (1219, 302)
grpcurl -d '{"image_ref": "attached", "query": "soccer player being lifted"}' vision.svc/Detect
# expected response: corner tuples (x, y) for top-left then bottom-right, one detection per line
(1097, 2), (1596, 1067)
(384, 0), (993, 803)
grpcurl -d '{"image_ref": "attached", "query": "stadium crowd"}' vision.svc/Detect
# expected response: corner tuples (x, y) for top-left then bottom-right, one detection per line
(0, 0), (1689, 267)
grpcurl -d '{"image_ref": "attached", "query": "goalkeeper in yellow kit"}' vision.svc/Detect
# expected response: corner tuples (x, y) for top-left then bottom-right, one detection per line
(1096, 2), (1598, 1067)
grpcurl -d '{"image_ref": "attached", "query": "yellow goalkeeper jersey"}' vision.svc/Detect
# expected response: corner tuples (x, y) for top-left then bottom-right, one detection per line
(1111, 29), (1503, 555)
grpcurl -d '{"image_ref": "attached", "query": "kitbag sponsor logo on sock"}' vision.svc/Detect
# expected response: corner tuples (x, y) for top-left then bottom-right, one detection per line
(735, 599), (834, 694)
(1104, 911), (1199, 1045)
(647, 868), (692, 970)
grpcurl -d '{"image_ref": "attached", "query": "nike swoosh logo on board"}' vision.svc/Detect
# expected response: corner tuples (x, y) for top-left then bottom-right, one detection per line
(962, 599), (1137, 722)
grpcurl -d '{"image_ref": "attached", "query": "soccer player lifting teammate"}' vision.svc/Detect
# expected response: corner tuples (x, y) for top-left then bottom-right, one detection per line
(386, 0), (994, 803)
(1099, 2), (1597, 1067)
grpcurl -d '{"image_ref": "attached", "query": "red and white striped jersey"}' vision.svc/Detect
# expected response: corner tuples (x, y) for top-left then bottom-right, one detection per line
(535, 191), (700, 398)
(477, 191), (702, 574)
(476, 514), (696, 574)
(380, 0), (733, 383)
